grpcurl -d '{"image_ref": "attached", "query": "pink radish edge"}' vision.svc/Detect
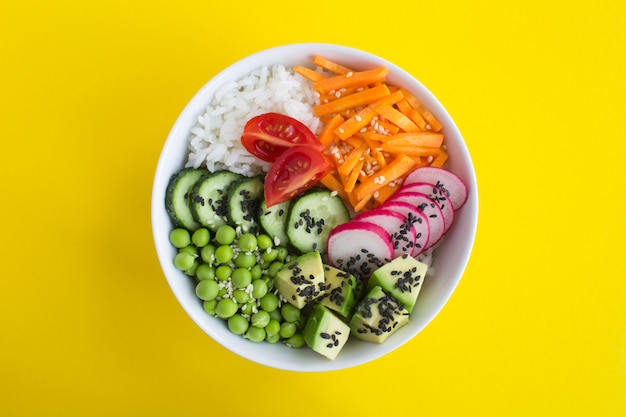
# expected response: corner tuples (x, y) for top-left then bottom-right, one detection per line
(326, 221), (393, 279)
(402, 166), (468, 211)
(353, 209), (418, 258)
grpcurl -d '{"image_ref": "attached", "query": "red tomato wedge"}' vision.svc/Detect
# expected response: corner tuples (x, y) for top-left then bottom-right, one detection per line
(241, 113), (324, 162)
(264, 146), (332, 207)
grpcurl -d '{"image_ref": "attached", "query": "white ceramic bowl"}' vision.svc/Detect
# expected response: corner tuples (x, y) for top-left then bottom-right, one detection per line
(152, 43), (478, 372)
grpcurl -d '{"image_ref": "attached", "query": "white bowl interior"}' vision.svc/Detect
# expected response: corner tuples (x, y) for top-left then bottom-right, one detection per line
(152, 43), (478, 372)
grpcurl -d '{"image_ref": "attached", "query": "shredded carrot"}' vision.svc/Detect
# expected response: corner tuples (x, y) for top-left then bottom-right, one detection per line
(353, 154), (416, 202)
(318, 114), (344, 147)
(299, 56), (449, 211)
(314, 67), (389, 95)
(337, 141), (368, 177)
(293, 66), (326, 82)
(398, 87), (443, 132)
(313, 84), (391, 117)
(430, 149), (449, 167)
(334, 91), (404, 140)
(380, 131), (445, 148)
(313, 55), (353, 75)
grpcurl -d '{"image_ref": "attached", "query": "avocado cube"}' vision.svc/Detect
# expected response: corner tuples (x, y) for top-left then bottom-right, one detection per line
(275, 251), (326, 309)
(303, 303), (351, 360)
(350, 286), (410, 343)
(367, 254), (428, 313)
(319, 264), (362, 318)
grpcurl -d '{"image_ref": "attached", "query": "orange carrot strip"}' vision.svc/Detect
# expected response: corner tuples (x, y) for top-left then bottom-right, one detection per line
(338, 141), (368, 177)
(318, 114), (344, 147)
(375, 104), (420, 132)
(399, 87), (443, 132)
(353, 154), (416, 202)
(313, 55), (353, 75)
(353, 194), (373, 212)
(382, 131), (445, 148)
(380, 144), (442, 157)
(430, 149), (449, 167)
(293, 66), (326, 82)
(372, 117), (401, 134)
(315, 67), (389, 94)
(373, 184), (398, 204)
(313, 84), (391, 117)
(320, 173), (349, 201)
(344, 159), (365, 193)
(334, 90), (404, 140)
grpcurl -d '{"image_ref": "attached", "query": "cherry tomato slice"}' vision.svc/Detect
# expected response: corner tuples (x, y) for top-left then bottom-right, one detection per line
(241, 112), (324, 162)
(264, 146), (332, 207)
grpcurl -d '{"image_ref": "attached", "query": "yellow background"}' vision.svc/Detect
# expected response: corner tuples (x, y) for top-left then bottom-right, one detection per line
(1, 0), (624, 416)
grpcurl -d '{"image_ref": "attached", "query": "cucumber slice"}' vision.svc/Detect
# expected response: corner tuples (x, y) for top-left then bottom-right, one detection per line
(165, 168), (209, 231)
(227, 175), (264, 234)
(258, 198), (291, 247)
(286, 189), (351, 254)
(191, 170), (243, 232)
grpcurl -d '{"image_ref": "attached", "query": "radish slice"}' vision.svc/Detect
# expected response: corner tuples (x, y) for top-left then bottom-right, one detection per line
(388, 191), (445, 250)
(402, 166), (468, 211)
(379, 201), (430, 257)
(326, 221), (393, 278)
(353, 209), (417, 258)
(399, 182), (455, 233)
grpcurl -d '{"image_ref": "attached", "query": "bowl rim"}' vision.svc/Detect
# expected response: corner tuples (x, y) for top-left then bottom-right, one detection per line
(151, 42), (478, 372)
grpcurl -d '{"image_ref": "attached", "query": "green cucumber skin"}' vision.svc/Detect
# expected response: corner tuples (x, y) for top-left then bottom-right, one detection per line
(258, 198), (291, 247)
(190, 170), (243, 232)
(165, 168), (209, 231)
(286, 188), (351, 254)
(227, 175), (264, 234)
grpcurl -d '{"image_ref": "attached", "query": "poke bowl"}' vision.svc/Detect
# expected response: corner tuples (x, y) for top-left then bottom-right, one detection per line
(151, 43), (478, 372)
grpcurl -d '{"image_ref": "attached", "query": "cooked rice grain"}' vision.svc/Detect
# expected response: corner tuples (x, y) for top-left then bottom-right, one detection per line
(185, 64), (321, 176)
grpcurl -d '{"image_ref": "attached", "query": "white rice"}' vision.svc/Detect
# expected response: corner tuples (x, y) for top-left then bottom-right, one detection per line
(185, 64), (322, 176)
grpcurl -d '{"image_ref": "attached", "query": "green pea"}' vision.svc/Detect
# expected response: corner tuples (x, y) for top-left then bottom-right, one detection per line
(185, 259), (200, 276)
(251, 310), (270, 328)
(227, 314), (249, 335)
(250, 264), (263, 280)
(240, 302), (256, 315)
(231, 268), (252, 288)
(215, 265), (232, 281)
(262, 248), (278, 262)
(203, 299), (218, 316)
(217, 287), (229, 298)
(191, 228), (211, 247)
(232, 289), (250, 304)
(215, 298), (238, 319)
(251, 279), (268, 299)
(234, 252), (256, 269)
(215, 225), (236, 245)
(268, 261), (284, 277)
(195, 264), (215, 281)
(279, 322), (296, 339)
(200, 245), (216, 265)
(281, 303), (301, 323)
(245, 326), (266, 343)
(268, 308), (282, 322)
(169, 228), (191, 248)
(259, 293), (279, 312)
(265, 319), (281, 336)
(257, 234), (273, 250)
(237, 232), (257, 252)
(173, 252), (195, 270)
(265, 333), (280, 344)
(285, 333), (305, 348)
(276, 247), (289, 262)
(214, 245), (233, 264)
(178, 245), (198, 256)
(196, 279), (219, 301)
